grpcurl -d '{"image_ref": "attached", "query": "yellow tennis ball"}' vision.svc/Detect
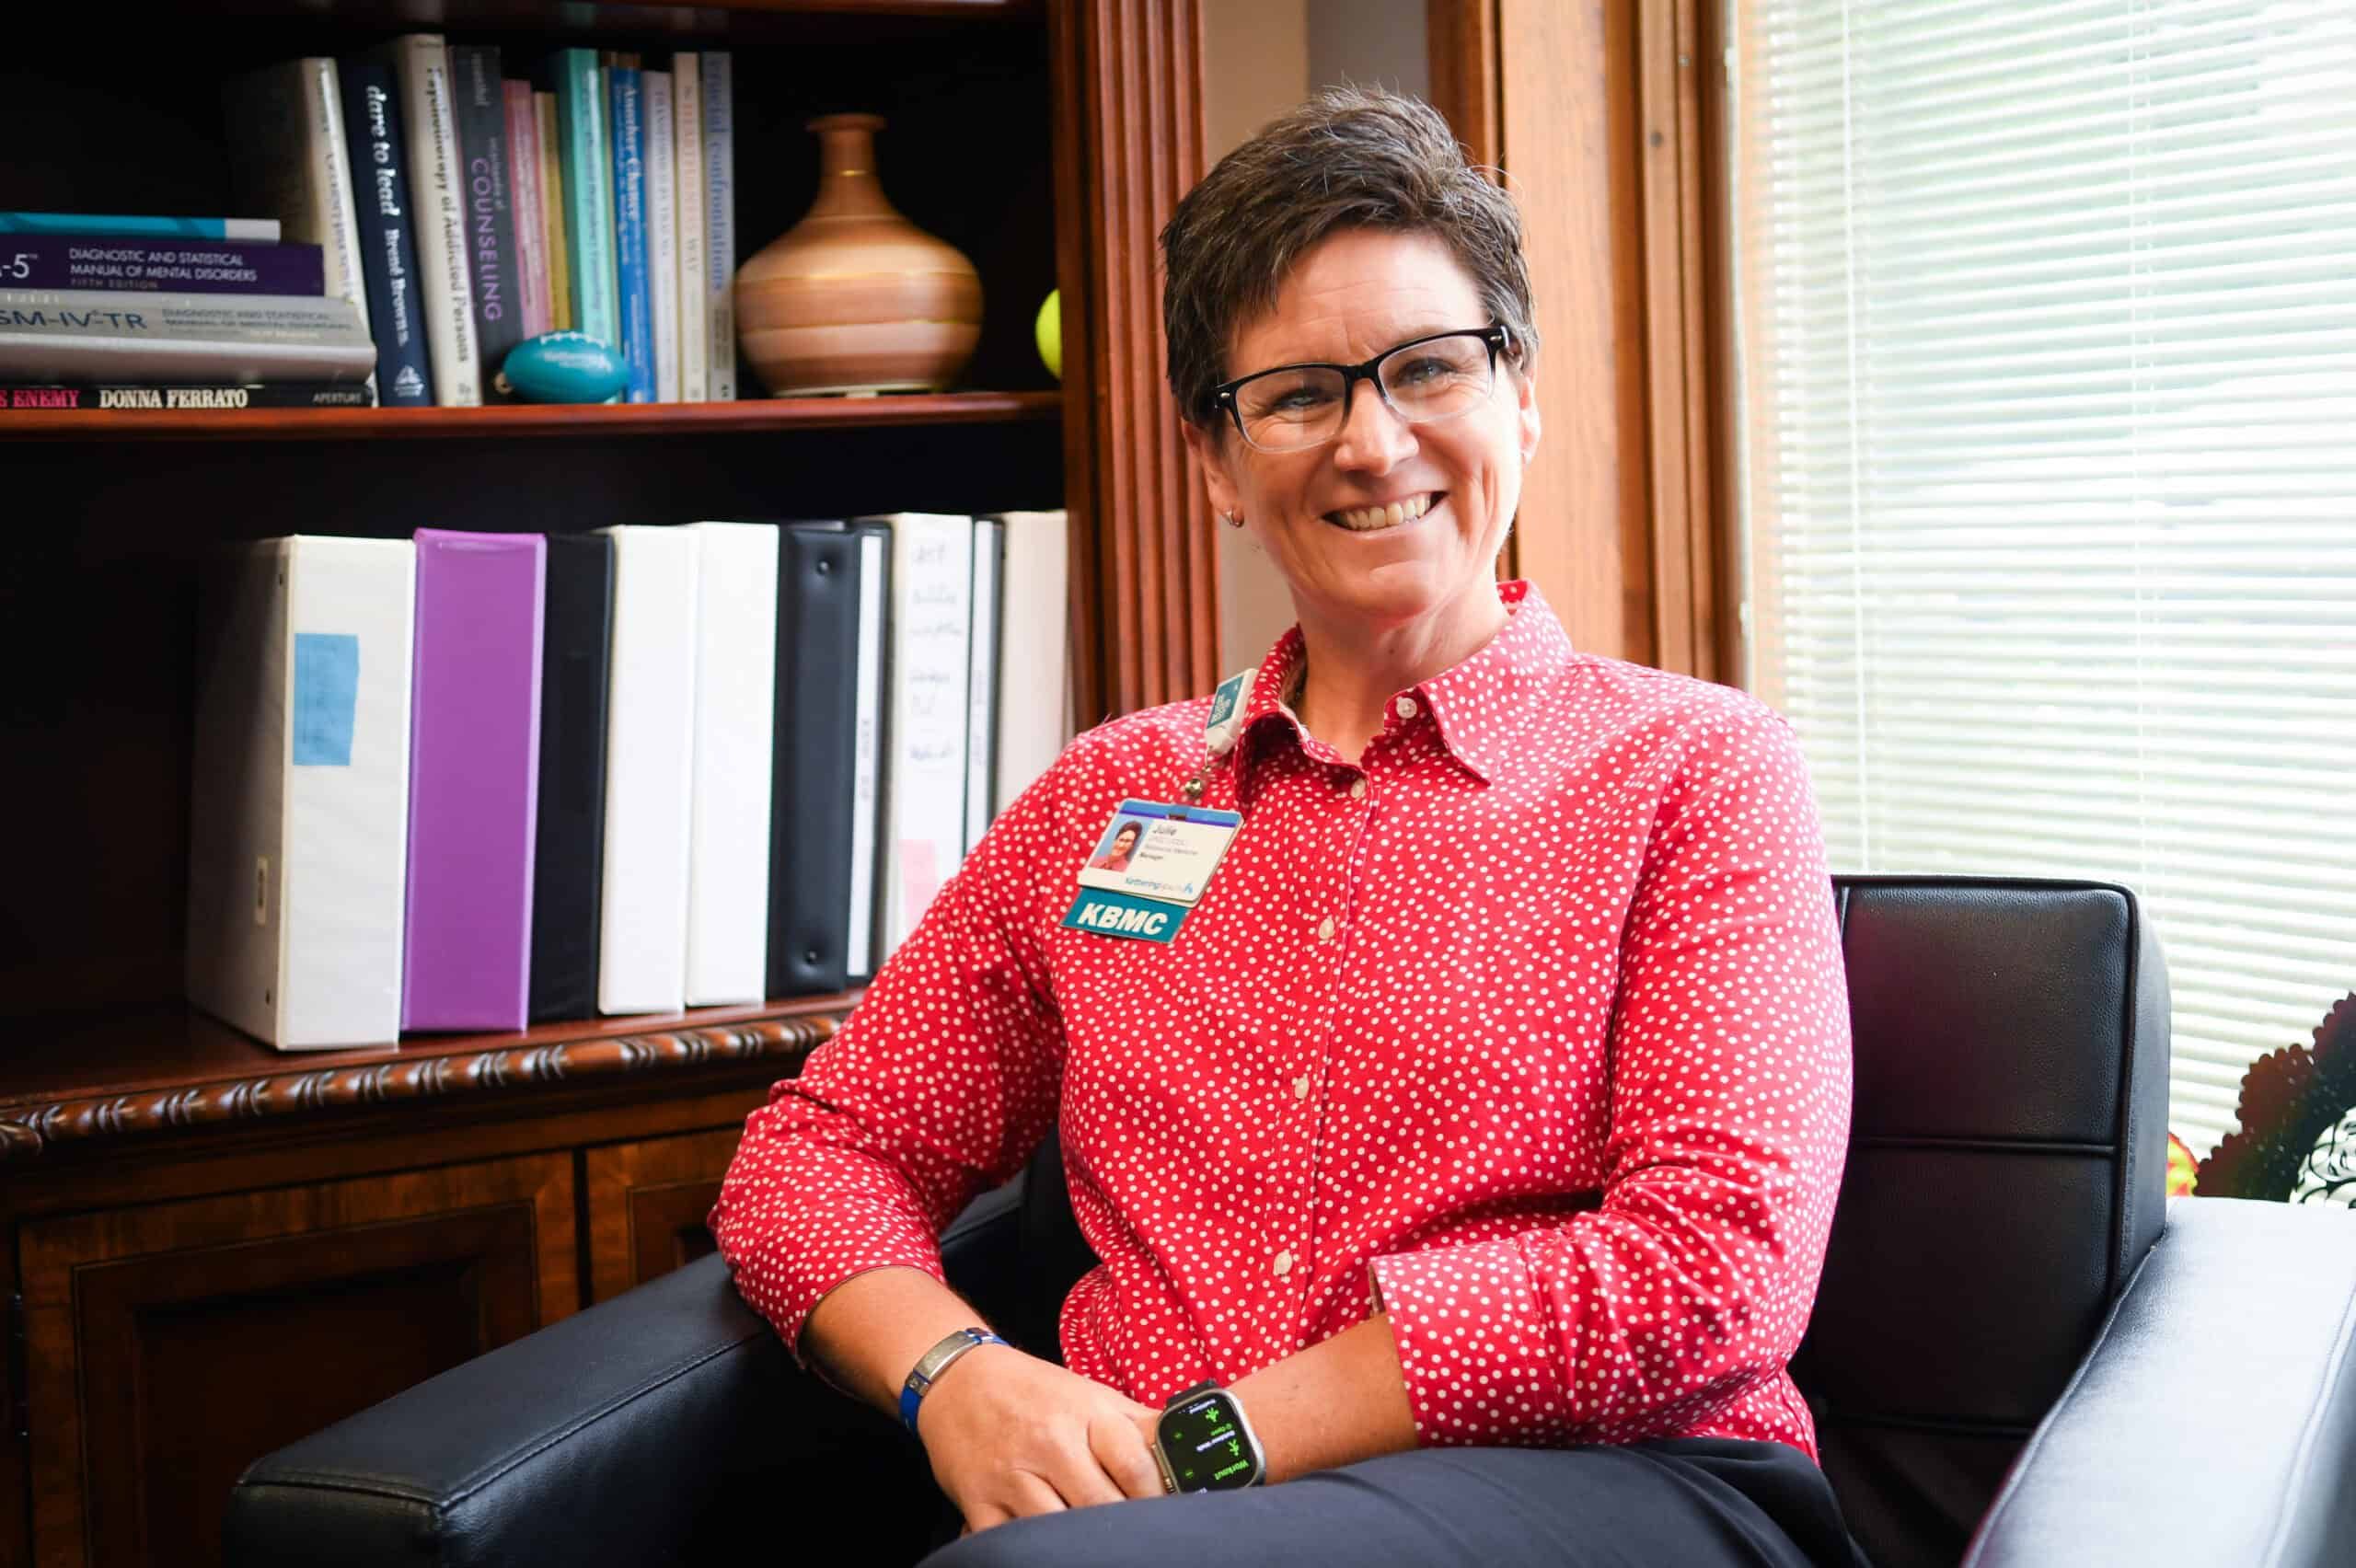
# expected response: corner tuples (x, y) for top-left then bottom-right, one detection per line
(1035, 290), (1062, 380)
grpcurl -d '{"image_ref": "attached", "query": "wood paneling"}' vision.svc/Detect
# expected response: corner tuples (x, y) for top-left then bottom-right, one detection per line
(20, 1156), (575, 1568)
(1441, 0), (1733, 681)
(1054, 0), (1217, 720)
(583, 1128), (744, 1302)
(1426, 0), (1501, 198)
(1496, 0), (1649, 663)
(1633, 0), (1733, 683)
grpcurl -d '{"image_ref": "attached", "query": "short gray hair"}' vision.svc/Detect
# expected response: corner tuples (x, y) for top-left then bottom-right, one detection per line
(1160, 85), (1539, 432)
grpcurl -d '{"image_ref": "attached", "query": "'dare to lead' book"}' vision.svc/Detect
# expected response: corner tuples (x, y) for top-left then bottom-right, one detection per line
(187, 536), (416, 1050)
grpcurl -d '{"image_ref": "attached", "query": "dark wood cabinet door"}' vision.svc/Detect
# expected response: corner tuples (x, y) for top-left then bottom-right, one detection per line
(18, 1154), (577, 1568)
(583, 1127), (743, 1304)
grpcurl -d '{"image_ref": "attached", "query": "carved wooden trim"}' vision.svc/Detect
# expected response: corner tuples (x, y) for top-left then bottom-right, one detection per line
(1053, 0), (1215, 720)
(0, 1014), (837, 1163)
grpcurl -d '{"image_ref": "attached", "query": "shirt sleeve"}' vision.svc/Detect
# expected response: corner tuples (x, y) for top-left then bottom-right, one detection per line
(709, 768), (1072, 1362)
(1369, 699), (1853, 1447)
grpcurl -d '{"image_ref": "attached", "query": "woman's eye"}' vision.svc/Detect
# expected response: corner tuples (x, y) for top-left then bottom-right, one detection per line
(1394, 357), (1453, 386)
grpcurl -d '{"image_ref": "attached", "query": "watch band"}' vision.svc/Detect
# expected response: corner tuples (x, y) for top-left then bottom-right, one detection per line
(898, 1327), (1010, 1435)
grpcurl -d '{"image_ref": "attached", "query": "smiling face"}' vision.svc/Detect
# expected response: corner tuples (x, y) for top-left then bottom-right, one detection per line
(1184, 227), (1541, 645)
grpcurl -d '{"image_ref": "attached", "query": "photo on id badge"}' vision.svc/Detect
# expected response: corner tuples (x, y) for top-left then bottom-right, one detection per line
(1075, 799), (1242, 907)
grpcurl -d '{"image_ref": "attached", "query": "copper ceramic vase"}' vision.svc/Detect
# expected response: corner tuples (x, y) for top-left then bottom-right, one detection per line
(735, 113), (984, 396)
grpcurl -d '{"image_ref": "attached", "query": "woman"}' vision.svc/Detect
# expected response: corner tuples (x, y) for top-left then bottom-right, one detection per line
(712, 86), (1861, 1568)
(1087, 818), (1146, 872)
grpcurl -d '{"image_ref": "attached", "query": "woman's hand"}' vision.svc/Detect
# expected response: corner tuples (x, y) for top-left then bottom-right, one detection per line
(917, 1343), (1166, 1532)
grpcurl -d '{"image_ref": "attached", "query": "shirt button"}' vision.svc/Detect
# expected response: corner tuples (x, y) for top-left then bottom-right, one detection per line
(1316, 915), (1336, 941)
(1394, 695), (1418, 720)
(1273, 1249), (1294, 1277)
(1292, 1074), (1311, 1100)
(1348, 778), (1368, 800)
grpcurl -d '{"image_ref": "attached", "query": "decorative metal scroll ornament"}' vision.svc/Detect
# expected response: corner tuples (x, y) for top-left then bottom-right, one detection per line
(2291, 1103), (2356, 1207)
(2199, 992), (2356, 1204)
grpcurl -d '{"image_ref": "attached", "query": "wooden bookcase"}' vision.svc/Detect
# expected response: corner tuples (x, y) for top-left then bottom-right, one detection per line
(0, 3), (1207, 1562)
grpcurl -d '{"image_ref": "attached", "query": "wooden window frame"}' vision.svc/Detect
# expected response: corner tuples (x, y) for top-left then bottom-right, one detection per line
(1429, 0), (1739, 685)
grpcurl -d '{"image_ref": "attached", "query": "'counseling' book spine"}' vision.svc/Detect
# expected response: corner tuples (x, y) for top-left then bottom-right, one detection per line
(449, 45), (523, 398)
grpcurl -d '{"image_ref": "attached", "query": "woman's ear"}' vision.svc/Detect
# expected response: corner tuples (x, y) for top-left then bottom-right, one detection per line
(1182, 419), (1242, 522)
(1513, 365), (1542, 467)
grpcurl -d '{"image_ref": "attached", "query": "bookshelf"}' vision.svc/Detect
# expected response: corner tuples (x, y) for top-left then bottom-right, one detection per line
(0, 387), (1061, 441)
(0, 3), (1207, 1563)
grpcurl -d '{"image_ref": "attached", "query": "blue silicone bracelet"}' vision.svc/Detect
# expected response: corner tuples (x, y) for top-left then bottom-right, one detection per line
(899, 1328), (1010, 1434)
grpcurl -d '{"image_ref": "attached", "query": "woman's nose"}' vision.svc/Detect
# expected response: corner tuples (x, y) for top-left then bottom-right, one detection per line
(1332, 380), (1417, 471)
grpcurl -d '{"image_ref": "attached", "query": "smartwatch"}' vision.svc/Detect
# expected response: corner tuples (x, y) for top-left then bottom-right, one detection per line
(1151, 1380), (1266, 1493)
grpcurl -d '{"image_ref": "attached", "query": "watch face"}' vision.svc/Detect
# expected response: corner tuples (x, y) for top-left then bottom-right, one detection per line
(1155, 1389), (1259, 1491)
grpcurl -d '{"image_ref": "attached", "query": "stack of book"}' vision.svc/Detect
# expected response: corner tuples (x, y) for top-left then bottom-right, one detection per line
(0, 211), (379, 409)
(0, 35), (736, 415)
(184, 510), (1071, 1050)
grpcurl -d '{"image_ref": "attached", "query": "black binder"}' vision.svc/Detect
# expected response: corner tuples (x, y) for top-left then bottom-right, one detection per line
(768, 523), (867, 997)
(528, 532), (614, 1022)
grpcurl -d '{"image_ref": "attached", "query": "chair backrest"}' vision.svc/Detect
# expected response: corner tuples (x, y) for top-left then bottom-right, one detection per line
(1796, 877), (2168, 1568)
(1016, 875), (2171, 1568)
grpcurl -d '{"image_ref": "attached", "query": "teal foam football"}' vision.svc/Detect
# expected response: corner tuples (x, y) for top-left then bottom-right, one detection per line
(497, 332), (629, 404)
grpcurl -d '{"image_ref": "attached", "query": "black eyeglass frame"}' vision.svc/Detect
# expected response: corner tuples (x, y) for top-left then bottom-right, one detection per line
(1208, 324), (1517, 451)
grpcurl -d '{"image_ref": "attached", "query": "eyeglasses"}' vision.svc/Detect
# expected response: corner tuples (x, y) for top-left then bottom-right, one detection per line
(1210, 325), (1514, 454)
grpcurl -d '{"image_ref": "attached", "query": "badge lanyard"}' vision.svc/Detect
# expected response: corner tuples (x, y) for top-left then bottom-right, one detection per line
(1062, 668), (1257, 944)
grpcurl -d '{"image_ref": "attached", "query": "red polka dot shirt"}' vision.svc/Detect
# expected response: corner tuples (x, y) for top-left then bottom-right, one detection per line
(712, 581), (1853, 1458)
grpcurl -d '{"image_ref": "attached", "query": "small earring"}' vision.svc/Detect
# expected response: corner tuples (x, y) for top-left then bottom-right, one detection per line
(1220, 511), (1242, 528)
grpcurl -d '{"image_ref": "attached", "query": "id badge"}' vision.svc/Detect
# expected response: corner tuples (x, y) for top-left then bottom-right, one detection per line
(1062, 799), (1243, 943)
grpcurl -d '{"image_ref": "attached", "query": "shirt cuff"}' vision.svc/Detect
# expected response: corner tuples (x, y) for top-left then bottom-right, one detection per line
(1370, 1237), (1574, 1447)
(719, 1213), (947, 1366)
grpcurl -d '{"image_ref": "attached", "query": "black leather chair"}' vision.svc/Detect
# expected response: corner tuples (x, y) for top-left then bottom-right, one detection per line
(225, 878), (2356, 1567)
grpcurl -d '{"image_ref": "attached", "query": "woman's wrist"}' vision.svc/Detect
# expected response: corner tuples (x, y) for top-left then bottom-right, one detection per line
(801, 1265), (1002, 1419)
(1223, 1313), (1416, 1484)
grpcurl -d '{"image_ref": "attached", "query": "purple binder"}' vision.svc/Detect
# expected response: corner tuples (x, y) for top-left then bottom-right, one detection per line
(403, 529), (547, 1031)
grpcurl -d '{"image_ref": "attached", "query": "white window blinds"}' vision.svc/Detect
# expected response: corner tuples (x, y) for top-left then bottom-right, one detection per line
(1726, 0), (2356, 1159)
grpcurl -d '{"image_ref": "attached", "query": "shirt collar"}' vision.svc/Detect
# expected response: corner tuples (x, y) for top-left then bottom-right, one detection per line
(1231, 580), (1575, 787)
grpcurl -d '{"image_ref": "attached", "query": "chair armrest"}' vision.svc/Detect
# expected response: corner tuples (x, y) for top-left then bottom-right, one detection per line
(225, 1251), (798, 1568)
(1963, 1196), (2356, 1568)
(226, 1180), (1034, 1568)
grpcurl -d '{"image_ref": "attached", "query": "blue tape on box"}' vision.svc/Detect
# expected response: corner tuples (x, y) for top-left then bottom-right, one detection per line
(291, 632), (360, 767)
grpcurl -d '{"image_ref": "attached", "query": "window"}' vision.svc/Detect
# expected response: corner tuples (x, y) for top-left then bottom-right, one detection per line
(1727, 1), (2356, 1156)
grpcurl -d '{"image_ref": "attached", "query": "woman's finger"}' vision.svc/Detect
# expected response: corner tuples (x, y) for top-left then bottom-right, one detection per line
(1091, 1408), (1167, 1500)
(1040, 1432), (1127, 1509)
(1007, 1469), (1071, 1520)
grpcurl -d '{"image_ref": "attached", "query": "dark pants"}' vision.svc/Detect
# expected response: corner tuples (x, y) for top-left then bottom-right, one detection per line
(686, 1287), (1862, 1568)
(920, 1438), (1868, 1568)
